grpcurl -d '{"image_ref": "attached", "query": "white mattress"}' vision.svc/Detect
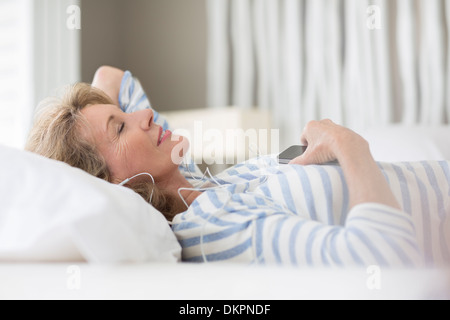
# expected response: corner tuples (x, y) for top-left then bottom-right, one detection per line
(1, 263), (449, 300)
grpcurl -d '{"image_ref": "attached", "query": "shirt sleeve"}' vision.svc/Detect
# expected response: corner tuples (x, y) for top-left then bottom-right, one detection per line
(118, 70), (170, 131)
(173, 192), (424, 267)
(258, 202), (424, 267)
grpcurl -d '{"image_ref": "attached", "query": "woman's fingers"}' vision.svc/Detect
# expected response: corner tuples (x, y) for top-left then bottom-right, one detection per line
(289, 120), (339, 165)
(289, 144), (337, 165)
(288, 151), (315, 165)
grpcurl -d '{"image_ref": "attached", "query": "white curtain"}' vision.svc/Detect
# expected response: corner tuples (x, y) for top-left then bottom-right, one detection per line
(33, 0), (81, 112)
(207, 0), (450, 149)
(0, 0), (80, 149)
(0, 0), (34, 148)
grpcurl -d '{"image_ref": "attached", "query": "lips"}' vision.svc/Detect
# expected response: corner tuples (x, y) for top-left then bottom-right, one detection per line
(157, 126), (172, 146)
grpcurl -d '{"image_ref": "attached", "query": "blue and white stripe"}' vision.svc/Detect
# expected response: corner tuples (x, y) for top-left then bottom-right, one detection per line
(172, 159), (450, 268)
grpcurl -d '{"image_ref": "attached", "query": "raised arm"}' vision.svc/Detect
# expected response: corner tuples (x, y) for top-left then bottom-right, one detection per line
(289, 119), (400, 210)
(91, 65), (125, 107)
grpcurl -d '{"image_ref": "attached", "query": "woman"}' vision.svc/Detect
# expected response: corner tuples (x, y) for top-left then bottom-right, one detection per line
(26, 66), (450, 267)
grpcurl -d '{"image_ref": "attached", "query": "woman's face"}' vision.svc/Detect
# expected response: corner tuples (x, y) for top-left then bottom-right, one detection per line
(80, 104), (187, 183)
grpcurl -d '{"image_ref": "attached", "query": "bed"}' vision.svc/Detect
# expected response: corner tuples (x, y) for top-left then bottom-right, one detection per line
(1, 108), (449, 300)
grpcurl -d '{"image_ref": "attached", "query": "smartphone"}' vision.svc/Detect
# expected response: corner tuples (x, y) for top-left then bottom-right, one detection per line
(278, 145), (307, 164)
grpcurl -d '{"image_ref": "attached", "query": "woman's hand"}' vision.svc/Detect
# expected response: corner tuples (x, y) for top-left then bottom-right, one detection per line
(290, 119), (401, 210)
(92, 66), (125, 107)
(289, 119), (368, 166)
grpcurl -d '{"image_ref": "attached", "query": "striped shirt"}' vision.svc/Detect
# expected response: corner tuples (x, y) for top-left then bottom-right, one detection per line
(172, 158), (450, 267)
(118, 70), (450, 268)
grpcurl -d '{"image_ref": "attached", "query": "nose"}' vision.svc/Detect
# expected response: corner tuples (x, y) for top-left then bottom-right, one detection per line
(135, 109), (154, 131)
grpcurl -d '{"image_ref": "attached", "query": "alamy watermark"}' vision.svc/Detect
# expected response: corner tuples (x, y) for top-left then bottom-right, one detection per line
(66, 5), (81, 30)
(170, 123), (281, 166)
(66, 4), (381, 31)
(366, 265), (381, 290)
(367, 5), (382, 30)
(66, 265), (81, 291)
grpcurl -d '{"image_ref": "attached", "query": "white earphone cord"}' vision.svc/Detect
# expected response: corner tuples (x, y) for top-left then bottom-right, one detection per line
(118, 172), (155, 203)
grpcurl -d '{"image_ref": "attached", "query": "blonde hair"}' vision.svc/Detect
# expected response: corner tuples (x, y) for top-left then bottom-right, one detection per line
(25, 83), (182, 221)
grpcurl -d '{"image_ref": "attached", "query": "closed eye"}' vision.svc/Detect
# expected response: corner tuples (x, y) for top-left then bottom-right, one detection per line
(118, 122), (125, 135)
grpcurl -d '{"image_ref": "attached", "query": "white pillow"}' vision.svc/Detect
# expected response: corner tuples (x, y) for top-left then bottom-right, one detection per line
(0, 145), (181, 263)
